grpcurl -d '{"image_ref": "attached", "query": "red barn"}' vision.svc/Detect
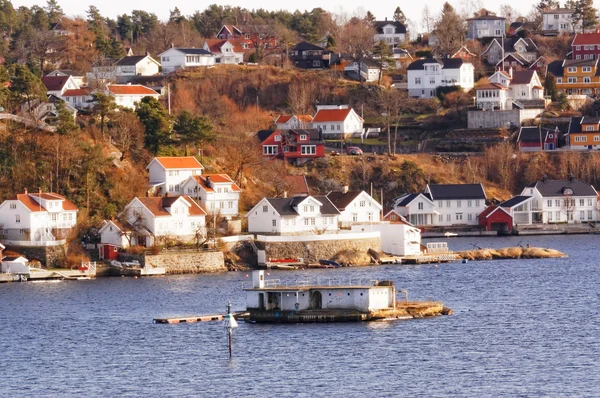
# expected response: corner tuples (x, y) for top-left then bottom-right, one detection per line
(571, 32), (600, 61)
(478, 205), (513, 233)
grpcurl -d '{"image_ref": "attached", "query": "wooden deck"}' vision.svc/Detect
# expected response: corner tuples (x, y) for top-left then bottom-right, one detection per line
(153, 314), (224, 324)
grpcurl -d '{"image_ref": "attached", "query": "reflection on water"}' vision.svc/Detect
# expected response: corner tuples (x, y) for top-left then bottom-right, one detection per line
(1, 235), (599, 396)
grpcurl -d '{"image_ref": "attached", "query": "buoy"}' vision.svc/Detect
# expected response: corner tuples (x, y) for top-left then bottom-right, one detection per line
(134, 276), (138, 279)
(245, 274), (249, 278)
(434, 264), (438, 268)
(462, 259), (468, 264)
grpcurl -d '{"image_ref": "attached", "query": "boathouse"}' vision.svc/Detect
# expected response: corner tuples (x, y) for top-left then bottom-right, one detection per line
(244, 271), (395, 313)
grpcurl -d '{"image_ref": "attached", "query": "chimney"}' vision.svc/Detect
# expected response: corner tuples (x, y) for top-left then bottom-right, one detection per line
(342, 185), (349, 194)
(206, 176), (211, 187)
(283, 191), (288, 198)
(165, 192), (169, 197)
(24, 188), (27, 195)
(385, 17), (387, 21)
(542, 174), (548, 182)
(508, 67), (513, 79)
(569, 173), (575, 182)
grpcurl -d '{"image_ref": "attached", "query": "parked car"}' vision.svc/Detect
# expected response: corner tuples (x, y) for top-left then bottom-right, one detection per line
(330, 150), (340, 156)
(346, 146), (363, 155)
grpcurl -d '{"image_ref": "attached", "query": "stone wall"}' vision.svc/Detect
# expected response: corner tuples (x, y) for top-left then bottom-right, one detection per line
(144, 251), (226, 274)
(3, 244), (67, 268)
(261, 237), (381, 263)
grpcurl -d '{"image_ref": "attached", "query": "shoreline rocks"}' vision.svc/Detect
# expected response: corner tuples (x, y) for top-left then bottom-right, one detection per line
(457, 246), (567, 261)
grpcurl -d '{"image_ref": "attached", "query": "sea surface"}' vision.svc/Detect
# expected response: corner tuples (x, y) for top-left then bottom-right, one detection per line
(1, 235), (599, 397)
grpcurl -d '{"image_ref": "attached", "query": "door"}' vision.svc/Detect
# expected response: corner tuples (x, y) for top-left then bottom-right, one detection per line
(311, 291), (322, 309)
(258, 293), (265, 310)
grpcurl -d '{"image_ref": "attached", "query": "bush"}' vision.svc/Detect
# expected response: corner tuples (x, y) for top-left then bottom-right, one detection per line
(126, 245), (146, 255)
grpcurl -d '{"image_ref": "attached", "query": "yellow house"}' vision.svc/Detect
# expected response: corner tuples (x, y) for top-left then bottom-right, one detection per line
(567, 116), (600, 149)
(547, 59), (600, 96)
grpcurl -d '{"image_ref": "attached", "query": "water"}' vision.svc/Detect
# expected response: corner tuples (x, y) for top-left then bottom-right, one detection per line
(1, 235), (599, 397)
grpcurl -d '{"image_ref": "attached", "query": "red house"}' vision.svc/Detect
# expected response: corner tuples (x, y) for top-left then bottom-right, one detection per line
(518, 126), (559, 152)
(478, 205), (513, 233)
(571, 32), (600, 60)
(216, 24), (277, 51)
(256, 129), (325, 165)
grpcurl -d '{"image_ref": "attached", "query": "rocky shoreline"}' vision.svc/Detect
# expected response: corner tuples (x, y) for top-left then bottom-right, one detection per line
(457, 246), (567, 261)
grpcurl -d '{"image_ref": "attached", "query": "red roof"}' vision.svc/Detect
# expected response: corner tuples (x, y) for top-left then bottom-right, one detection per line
(153, 157), (204, 170)
(8, 192), (78, 212)
(137, 196), (206, 217)
(312, 109), (357, 123)
(275, 115), (292, 123)
(42, 76), (71, 91)
(572, 33), (600, 46)
(107, 85), (158, 96)
(194, 174), (241, 192)
(12, 194), (46, 212)
(62, 88), (91, 97)
(204, 39), (245, 53)
(284, 175), (310, 196)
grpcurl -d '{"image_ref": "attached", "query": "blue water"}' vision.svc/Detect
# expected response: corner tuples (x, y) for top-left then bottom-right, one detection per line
(1, 235), (599, 397)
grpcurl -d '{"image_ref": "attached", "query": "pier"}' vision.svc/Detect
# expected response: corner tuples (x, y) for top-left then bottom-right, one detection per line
(153, 314), (224, 324)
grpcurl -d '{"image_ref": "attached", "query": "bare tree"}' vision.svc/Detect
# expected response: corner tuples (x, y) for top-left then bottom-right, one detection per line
(336, 17), (376, 58)
(287, 79), (318, 116)
(109, 112), (145, 162)
(216, 130), (265, 187)
(421, 6), (434, 34)
(499, 4), (517, 24)
(561, 196), (576, 222)
(377, 88), (407, 155)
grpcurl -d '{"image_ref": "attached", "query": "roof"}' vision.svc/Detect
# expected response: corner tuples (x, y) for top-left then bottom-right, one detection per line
(8, 192), (78, 212)
(358, 58), (381, 68)
(2, 256), (27, 262)
(136, 196), (206, 217)
(116, 55), (154, 66)
(327, 191), (363, 211)
(426, 184), (486, 200)
(374, 20), (406, 34)
(62, 88), (92, 97)
(517, 126), (543, 144)
(542, 8), (573, 14)
(284, 175), (310, 196)
(10, 194), (46, 212)
(546, 60), (564, 77)
(275, 115), (313, 124)
(204, 39), (245, 53)
(500, 195), (532, 208)
(107, 85), (159, 96)
(511, 70), (537, 85)
(194, 174), (241, 192)
(568, 116), (600, 134)
(291, 41), (324, 51)
(152, 157), (204, 170)
(407, 58), (468, 71)
(572, 33), (600, 46)
(41, 76), (71, 91)
(467, 14), (505, 21)
(527, 179), (597, 197)
(47, 69), (82, 77)
(256, 129), (275, 142)
(476, 78), (508, 90)
(265, 196), (340, 216)
(394, 193), (432, 206)
(312, 108), (356, 123)
(171, 48), (213, 55)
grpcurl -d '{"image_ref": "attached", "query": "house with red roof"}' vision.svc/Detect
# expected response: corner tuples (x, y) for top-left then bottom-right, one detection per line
(477, 205), (513, 233)
(41, 75), (80, 96)
(0, 189), (78, 245)
(180, 174), (242, 218)
(61, 87), (93, 109)
(256, 129), (326, 164)
(283, 175), (310, 197)
(215, 24), (277, 51)
(274, 114), (313, 130)
(310, 105), (363, 137)
(106, 84), (160, 109)
(203, 39), (245, 64)
(571, 32), (600, 60)
(147, 157), (204, 197)
(475, 68), (545, 111)
(118, 196), (207, 247)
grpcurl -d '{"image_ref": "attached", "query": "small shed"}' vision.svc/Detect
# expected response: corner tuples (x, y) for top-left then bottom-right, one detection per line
(478, 205), (513, 233)
(1, 256), (30, 274)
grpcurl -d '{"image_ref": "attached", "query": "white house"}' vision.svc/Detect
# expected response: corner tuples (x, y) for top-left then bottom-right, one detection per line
(1, 256), (29, 274)
(41, 75), (80, 97)
(46, 70), (85, 87)
(158, 47), (216, 73)
(374, 19), (406, 45)
(122, 196), (207, 246)
(506, 176), (598, 224)
(274, 115), (313, 130)
(61, 87), (93, 109)
(327, 188), (382, 228)
(310, 105), (363, 137)
(0, 190), (78, 244)
(352, 217), (422, 257)
(475, 69), (545, 111)
(106, 84), (160, 109)
(344, 58), (381, 83)
(247, 196), (340, 235)
(466, 14), (506, 40)
(147, 156), (204, 197)
(542, 8), (579, 34)
(203, 39), (245, 64)
(180, 174), (242, 218)
(393, 184), (487, 227)
(98, 219), (131, 258)
(87, 55), (161, 83)
(407, 58), (474, 98)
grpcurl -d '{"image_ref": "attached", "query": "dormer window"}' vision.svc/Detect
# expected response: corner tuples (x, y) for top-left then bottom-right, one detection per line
(300, 134), (307, 140)
(274, 135), (281, 142)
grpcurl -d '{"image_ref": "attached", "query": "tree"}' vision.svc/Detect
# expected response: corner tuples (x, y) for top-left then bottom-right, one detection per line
(372, 41), (393, 84)
(545, 73), (558, 101)
(54, 101), (78, 135)
(173, 110), (215, 155)
(421, 5), (433, 34)
(287, 78), (318, 116)
(109, 112), (145, 161)
(578, 0), (597, 32)
(45, 0), (63, 24)
(9, 64), (46, 112)
(135, 96), (172, 154)
(499, 4), (517, 24)
(434, 2), (465, 57)
(393, 7), (406, 24)
(558, 92), (570, 111)
(364, 11), (376, 27)
(336, 17), (376, 58)
(90, 92), (117, 138)
(376, 87), (405, 155)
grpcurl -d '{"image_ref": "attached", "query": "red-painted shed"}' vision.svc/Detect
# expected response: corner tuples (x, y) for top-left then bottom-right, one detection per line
(478, 205), (513, 232)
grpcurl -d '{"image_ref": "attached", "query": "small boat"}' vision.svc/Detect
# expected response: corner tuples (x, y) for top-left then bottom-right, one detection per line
(307, 263), (336, 269)
(444, 232), (458, 237)
(318, 259), (342, 268)
(268, 264), (298, 270)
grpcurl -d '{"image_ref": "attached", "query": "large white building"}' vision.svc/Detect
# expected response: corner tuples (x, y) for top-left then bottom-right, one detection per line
(502, 176), (597, 225)
(327, 188), (382, 228)
(158, 47), (216, 73)
(407, 58), (474, 99)
(374, 19), (406, 45)
(247, 196), (340, 234)
(87, 55), (160, 83)
(181, 174), (242, 218)
(310, 105), (363, 137)
(147, 157), (204, 197)
(393, 184), (487, 227)
(475, 69), (545, 111)
(0, 190), (78, 244)
(106, 84), (160, 109)
(542, 8), (579, 34)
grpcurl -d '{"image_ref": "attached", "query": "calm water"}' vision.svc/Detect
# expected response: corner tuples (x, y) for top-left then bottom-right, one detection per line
(1, 235), (599, 397)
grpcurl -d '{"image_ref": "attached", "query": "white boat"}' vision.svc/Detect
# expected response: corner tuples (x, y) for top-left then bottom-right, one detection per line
(444, 232), (458, 237)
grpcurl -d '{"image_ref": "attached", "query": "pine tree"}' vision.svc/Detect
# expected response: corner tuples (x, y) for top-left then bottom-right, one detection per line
(174, 110), (214, 155)
(434, 2), (465, 57)
(135, 96), (173, 155)
(91, 92), (117, 138)
(54, 101), (78, 135)
(544, 73), (558, 101)
(364, 11), (376, 27)
(393, 7), (406, 24)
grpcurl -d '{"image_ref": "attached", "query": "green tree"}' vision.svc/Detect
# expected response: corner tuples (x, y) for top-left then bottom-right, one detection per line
(545, 73), (558, 101)
(45, 0), (63, 24)
(90, 92), (117, 138)
(393, 7), (406, 24)
(54, 101), (78, 135)
(372, 41), (393, 84)
(364, 11), (376, 27)
(434, 2), (465, 57)
(173, 110), (215, 155)
(135, 96), (172, 154)
(9, 64), (46, 112)
(558, 92), (570, 110)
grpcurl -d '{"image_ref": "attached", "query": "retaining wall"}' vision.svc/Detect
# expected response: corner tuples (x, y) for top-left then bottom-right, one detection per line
(3, 244), (67, 267)
(144, 251), (226, 274)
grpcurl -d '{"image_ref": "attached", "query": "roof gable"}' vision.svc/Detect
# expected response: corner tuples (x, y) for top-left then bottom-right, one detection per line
(148, 156), (204, 170)
(425, 184), (486, 200)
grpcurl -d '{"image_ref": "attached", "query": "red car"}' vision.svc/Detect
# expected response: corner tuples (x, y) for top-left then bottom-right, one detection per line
(346, 146), (363, 155)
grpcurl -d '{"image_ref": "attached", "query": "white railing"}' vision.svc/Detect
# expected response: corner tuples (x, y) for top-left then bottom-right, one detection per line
(243, 277), (379, 289)
(255, 231), (379, 243)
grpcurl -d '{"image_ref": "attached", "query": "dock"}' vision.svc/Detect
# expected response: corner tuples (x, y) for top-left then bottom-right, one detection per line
(402, 253), (459, 264)
(153, 314), (224, 324)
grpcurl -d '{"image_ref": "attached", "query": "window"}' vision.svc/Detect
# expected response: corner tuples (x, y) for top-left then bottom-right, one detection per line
(360, 201), (366, 207)
(438, 201), (443, 208)
(446, 214), (451, 221)
(583, 66), (592, 72)
(468, 214), (472, 221)
(457, 200), (461, 208)
(272, 219), (277, 227)
(312, 60), (320, 67)
(429, 77), (435, 84)
(557, 78), (562, 83)
(555, 199), (560, 207)
(548, 200), (552, 207)
(418, 202), (423, 210)
(580, 199), (585, 206)
(15, 215), (20, 223)
(310, 218), (316, 225)
(304, 218), (309, 226)
(580, 210), (585, 220)
(588, 210), (593, 220)
(584, 77), (591, 83)
(300, 134), (307, 140)
(229, 201), (233, 208)
(301, 146), (316, 155)
(456, 213), (463, 221)
(274, 135), (281, 142)
(263, 205), (268, 212)
(446, 201), (451, 208)
(352, 214), (358, 222)
(439, 214), (444, 222)
(567, 67), (577, 73)
(549, 212), (553, 221)
(568, 77), (577, 83)
(263, 145), (278, 155)
(10, 203), (16, 209)
(51, 214), (57, 221)
(467, 200), (472, 207)
(309, 205), (315, 212)
(415, 77), (421, 84)
(475, 200), (480, 207)
(588, 199), (593, 206)
(595, 136), (600, 142)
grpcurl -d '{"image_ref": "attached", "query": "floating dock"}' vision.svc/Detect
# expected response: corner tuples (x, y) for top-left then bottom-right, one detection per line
(153, 314), (224, 324)
(402, 253), (459, 264)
